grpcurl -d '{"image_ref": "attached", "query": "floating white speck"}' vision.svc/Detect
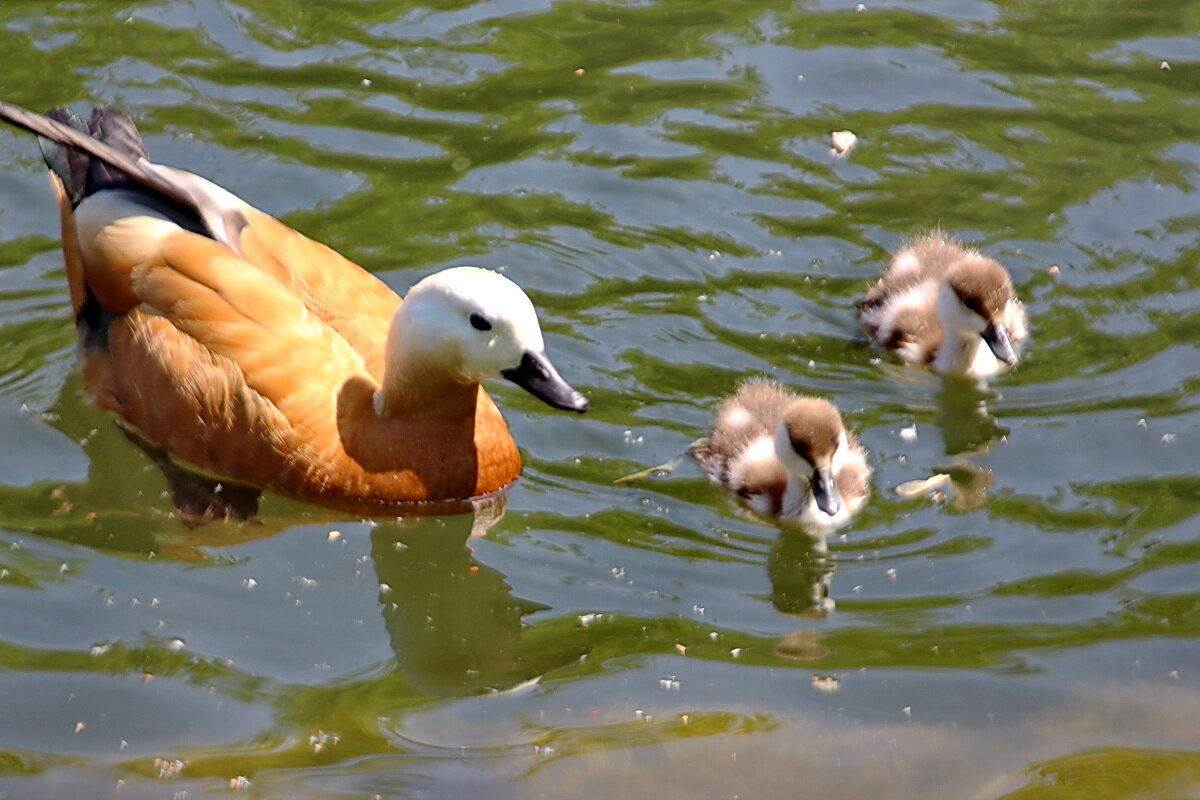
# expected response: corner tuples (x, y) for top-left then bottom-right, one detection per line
(831, 130), (858, 158)
(898, 425), (917, 442)
(811, 675), (840, 692)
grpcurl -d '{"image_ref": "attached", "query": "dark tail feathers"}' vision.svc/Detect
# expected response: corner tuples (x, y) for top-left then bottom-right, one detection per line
(0, 99), (195, 212)
(38, 106), (149, 207)
(0, 99), (247, 247)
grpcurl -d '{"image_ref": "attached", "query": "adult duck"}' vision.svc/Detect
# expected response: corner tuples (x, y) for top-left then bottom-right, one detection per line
(859, 233), (1028, 379)
(0, 101), (587, 517)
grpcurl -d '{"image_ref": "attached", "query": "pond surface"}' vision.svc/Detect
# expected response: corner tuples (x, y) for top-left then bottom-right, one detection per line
(1, 1), (1199, 798)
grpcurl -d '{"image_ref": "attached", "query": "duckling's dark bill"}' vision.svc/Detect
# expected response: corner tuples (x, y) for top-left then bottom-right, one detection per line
(812, 469), (842, 517)
(502, 350), (588, 412)
(983, 323), (1017, 366)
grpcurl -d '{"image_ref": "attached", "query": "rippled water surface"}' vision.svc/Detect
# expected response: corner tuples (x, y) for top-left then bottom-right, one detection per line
(1, 1), (1199, 798)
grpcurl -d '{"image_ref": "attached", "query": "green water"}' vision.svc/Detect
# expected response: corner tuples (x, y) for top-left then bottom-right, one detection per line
(1, 1), (1199, 798)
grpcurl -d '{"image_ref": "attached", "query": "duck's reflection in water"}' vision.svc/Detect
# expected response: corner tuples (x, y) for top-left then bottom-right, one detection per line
(369, 505), (560, 696)
(926, 380), (1004, 510)
(936, 380), (1007, 458)
(767, 527), (835, 618)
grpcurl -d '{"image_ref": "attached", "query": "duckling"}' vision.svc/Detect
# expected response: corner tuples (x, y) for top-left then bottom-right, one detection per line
(859, 233), (1027, 378)
(0, 101), (587, 515)
(693, 380), (871, 529)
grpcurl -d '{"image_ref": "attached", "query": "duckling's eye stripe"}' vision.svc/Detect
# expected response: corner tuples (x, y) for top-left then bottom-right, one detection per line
(469, 312), (492, 331)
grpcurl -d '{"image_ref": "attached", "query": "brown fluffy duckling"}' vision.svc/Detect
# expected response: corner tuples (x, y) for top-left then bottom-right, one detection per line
(859, 233), (1027, 378)
(693, 380), (871, 529)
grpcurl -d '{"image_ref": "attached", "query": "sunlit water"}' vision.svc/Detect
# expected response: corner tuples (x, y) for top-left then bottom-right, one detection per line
(1, 1), (1198, 798)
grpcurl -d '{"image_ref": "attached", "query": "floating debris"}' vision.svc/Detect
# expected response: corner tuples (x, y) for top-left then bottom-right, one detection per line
(896, 473), (951, 497)
(811, 675), (841, 693)
(831, 130), (858, 158)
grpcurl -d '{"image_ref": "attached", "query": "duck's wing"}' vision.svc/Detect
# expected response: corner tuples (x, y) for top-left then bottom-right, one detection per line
(231, 208), (400, 380)
(0, 101), (401, 378)
(80, 217), (373, 488)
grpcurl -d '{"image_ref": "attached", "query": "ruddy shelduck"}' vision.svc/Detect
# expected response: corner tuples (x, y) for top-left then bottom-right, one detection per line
(0, 101), (587, 516)
(859, 233), (1028, 379)
(693, 380), (871, 529)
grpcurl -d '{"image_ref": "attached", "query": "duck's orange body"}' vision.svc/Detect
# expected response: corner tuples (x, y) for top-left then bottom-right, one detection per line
(0, 101), (594, 516)
(59, 183), (521, 513)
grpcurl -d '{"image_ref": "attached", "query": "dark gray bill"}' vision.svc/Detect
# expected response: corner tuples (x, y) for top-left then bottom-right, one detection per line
(983, 323), (1017, 366)
(501, 350), (589, 413)
(812, 468), (842, 517)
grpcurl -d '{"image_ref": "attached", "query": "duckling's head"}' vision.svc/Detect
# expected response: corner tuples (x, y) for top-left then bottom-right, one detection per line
(391, 267), (588, 412)
(772, 398), (848, 517)
(939, 258), (1020, 367)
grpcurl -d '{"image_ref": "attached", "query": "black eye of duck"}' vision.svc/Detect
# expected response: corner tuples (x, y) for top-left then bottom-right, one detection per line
(469, 312), (492, 331)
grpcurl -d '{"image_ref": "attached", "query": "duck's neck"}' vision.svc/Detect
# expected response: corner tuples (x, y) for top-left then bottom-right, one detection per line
(374, 352), (480, 421)
(373, 303), (481, 421)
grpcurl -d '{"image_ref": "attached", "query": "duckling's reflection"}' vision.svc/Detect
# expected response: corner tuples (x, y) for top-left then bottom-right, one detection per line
(368, 507), (552, 695)
(767, 528), (835, 617)
(928, 379), (1003, 511)
(936, 379), (1006, 458)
